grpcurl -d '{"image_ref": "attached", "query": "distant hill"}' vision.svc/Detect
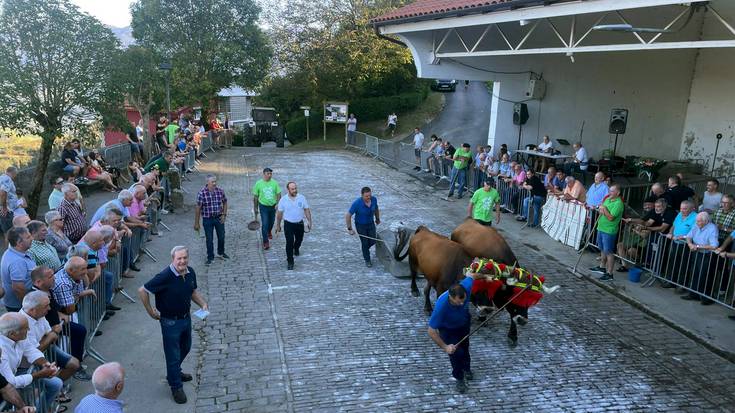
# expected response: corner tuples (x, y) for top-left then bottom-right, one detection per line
(109, 25), (135, 48)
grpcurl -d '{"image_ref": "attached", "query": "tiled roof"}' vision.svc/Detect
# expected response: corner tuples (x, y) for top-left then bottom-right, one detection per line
(372, 0), (521, 24)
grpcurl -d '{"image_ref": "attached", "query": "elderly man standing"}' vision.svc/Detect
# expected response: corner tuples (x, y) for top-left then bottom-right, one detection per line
(27, 221), (62, 272)
(75, 362), (125, 412)
(275, 181), (313, 270)
(252, 168), (281, 250)
(713, 194), (735, 236)
(586, 172), (609, 208)
(346, 186), (381, 267)
(0, 166), (19, 248)
(1, 226), (35, 312)
(139, 246), (208, 404)
(681, 212), (719, 305)
(20, 291), (80, 395)
(589, 184), (624, 281)
(0, 312), (63, 412)
(562, 176), (587, 203)
(57, 184), (87, 244)
(194, 175), (229, 266)
(663, 200), (697, 285)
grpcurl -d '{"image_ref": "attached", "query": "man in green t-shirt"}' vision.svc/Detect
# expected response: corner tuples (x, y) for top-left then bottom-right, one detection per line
(165, 123), (180, 145)
(447, 143), (473, 199)
(468, 178), (501, 226)
(252, 167), (282, 250)
(590, 183), (624, 281)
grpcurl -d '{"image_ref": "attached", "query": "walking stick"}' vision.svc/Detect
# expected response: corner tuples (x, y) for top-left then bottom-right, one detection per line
(454, 283), (532, 347)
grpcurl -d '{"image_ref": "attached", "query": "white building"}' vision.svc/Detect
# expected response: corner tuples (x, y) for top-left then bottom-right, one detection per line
(373, 0), (735, 175)
(218, 86), (257, 126)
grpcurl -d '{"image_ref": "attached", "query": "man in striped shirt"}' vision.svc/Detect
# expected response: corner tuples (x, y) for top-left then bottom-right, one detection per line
(194, 175), (228, 265)
(27, 220), (62, 272)
(57, 184), (87, 244)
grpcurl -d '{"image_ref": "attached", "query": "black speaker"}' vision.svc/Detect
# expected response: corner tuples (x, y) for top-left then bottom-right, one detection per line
(609, 108), (628, 134)
(513, 103), (529, 125)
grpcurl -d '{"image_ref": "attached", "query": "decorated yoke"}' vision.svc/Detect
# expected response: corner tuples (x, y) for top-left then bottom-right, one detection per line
(466, 258), (551, 309)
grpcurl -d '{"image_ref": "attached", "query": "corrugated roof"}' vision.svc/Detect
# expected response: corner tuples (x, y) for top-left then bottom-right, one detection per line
(371, 0), (520, 24)
(218, 86), (257, 97)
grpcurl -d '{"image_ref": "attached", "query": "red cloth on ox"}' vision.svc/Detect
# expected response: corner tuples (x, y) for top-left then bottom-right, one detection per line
(510, 288), (543, 308)
(471, 278), (504, 300)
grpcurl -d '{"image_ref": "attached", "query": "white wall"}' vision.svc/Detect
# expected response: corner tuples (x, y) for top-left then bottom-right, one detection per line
(680, 2), (735, 176)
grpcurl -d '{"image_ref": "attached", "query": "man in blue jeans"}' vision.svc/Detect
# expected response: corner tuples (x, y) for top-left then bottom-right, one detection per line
(346, 186), (381, 267)
(447, 143), (472, 199)
(139, 246), (208, 405)
(252, 168), (282, 250)
(516, 169), (547, 227)
(194, 175), (229, 265)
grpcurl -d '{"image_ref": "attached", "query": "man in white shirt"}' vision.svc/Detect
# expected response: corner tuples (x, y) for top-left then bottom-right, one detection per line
(20, 291), (80, 386)
(534, 135), (553, 172)
(0, 312), (62, 411)
(346, 114), (357, 145)
(275, 182), (313, 271)
(387, 113), (397, 137)
(412, 127), (425, 171)
(564, 142), (589, 183)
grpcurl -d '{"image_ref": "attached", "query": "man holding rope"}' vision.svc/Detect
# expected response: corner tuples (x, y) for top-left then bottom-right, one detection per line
(275, 182), (312, 271)
(345, 187), (380, 267)
(428, 271), (485, 394)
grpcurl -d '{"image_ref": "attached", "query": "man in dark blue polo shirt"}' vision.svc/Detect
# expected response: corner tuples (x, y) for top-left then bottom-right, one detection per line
(138, 246), (208, 404)
(345, 186), (381, 267)
(428, 273), (481, 394)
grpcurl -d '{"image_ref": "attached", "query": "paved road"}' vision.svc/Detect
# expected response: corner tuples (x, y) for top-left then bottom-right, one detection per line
(419, 81), (492, 149)
(193, 147), (735, 412)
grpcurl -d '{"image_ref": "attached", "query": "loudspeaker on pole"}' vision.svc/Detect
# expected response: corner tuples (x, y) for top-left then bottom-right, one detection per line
(513, 103), (529, 125)
(609, 108), (628, 134)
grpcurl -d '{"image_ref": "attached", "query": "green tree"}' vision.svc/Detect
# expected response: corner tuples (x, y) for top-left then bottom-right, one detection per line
(131, 0), (272, 112)
(111, 46), (165, 156)
(0, 0), (121, 217)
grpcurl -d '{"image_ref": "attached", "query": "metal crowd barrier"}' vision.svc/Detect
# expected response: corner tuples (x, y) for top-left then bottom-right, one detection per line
(201, 134), (213, 153)
(15, 366), (55, 412)
(102, 142), (133, 170)
(76, 269), (106, 363)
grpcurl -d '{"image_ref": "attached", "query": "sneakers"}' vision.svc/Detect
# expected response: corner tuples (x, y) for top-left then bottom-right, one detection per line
(598, 273), (614, 281)
(287, 262), (294, 270)
(129, 263), (141, 271)
(263, 242), (270, 250)
(172, 387), (187, 404)
(365, 261), (373, 268)
(74, 368), (92, 381)
(160, 209), (170, 215)
(589, 266), (606, 274)
(515, 216), (527, 222)
(106, 304), (121, 311)
(217, 253), (230, 259)
(615, 266), (628, 273)
(268, 232), (272, 240)
(455, 378), (468, 394)
(294, 248), (300, 257)
(413, 166), (421, 171)
(205, 259), (213, 266)
(464, 370), (474, 381)
(181, 373), (193, 382)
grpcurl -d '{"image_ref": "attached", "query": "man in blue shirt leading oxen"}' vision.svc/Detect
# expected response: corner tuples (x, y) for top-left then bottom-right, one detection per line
(427, 272), (483, 394)
(345, 186), (381, 267)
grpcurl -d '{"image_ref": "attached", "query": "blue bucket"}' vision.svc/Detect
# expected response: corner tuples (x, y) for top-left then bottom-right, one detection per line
(628, 267), (643, 283)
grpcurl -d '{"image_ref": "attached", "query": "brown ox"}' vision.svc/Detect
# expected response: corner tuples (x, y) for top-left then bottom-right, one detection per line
(450, 218), (518, 266)
(393, 225), (471, 313)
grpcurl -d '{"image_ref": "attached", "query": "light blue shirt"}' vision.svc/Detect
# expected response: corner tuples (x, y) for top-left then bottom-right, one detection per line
(90, 199), (130, 225)
(0, 173), (18, 211)
(687, 222), (719, 248)
(74, 394), (124, 413)
(586, 182), (609, 207)
(672, 212), (696, 238)
(1, 247), (36, 309)
(498, 162), (512, 176)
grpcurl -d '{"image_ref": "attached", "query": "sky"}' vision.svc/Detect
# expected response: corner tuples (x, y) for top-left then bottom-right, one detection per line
(71, 0), (135, 28)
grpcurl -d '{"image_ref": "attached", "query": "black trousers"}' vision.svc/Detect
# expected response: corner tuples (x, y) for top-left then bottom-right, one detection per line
(440, 325), (471, 380)
(356, 223), (376, 263)
(284, 220), (305, 264)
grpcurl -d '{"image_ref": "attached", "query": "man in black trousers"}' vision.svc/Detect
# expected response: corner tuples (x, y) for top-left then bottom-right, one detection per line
(275, 181), (312, 270)
(138, 246), (208, 404)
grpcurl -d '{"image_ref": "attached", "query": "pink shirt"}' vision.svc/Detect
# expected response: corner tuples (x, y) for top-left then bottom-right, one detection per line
(512, 170), (526, 186)
(129, 197), (146, 218)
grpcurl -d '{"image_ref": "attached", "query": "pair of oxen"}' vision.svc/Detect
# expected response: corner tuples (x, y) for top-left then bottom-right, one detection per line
(392, 218), (538, 345)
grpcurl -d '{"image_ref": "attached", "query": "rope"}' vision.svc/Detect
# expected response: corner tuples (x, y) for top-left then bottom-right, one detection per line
(455, 283), (532, 347)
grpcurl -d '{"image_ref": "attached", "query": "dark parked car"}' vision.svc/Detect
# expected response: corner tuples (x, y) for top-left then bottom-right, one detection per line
(432, 79), (456, 92)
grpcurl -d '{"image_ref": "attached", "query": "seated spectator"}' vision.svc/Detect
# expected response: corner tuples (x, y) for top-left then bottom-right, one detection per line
(547, 169), (566, 194)
(681, 212), (719, 305)
(1, 226), (35, 313)
(0, 378), (35, 412)
(57, 184), (86, 244)
(75, 230), (105, 286)
(516, 169), (547, 227)
(563, 142), (589, 180)
(12, 214), (31, 228)
(21, 291), (81, 403)
(44, 211), (72, 262)
(712, 194), (735, 235)
(699, 179), (723, 213)
(95, 151), (126, 187)
(496, 153), (512, 178)
(127, 161), (145, 183)
(75, 362), (125, 413)
(31, 265), (91, 381)
(48, 177), (65, 210)
(534, 135), (553, 172)
(86, 152), (118, 192)
(663, 175), (695, 211)
(90, 191), (134, 226)
(586, 172), (609, 208)
(61, 141), (83, 177)
(0, 312), (63, 412)
(617, 198), (676, 272)
(27, 221), (62, 272)
(562, 176), (587, 203)
(649, 182), (666, 203)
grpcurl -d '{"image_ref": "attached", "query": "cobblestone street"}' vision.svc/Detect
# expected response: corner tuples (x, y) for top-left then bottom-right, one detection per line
(194, 147), (735, 412)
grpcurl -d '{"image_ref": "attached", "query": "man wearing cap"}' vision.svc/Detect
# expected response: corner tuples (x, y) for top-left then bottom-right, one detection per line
(252, 168), (281, 250)
(468, 178), (501, 226)
(275, 181), (312, 270)
(48, 177), (65, 210)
